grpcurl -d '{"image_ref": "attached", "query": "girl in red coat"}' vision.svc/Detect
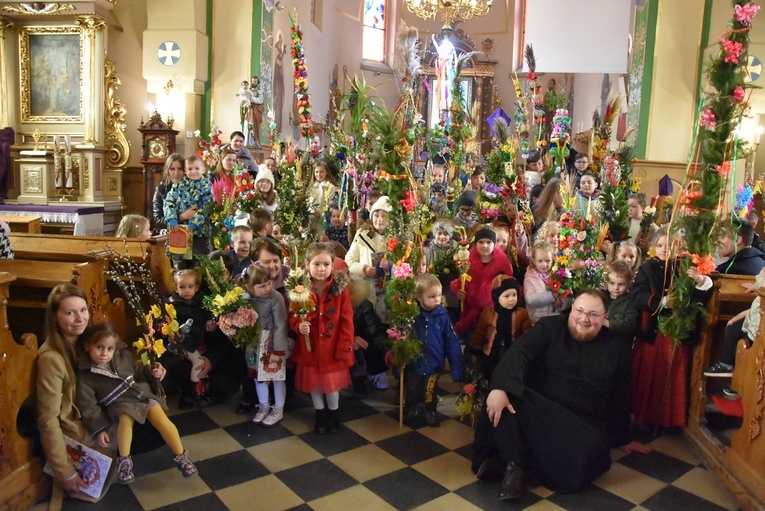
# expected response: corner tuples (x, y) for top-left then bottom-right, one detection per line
(290, 243), (355, 434)
(450, 228), (514, 336)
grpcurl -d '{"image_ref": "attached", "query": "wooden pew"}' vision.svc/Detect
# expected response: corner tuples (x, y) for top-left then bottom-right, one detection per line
(0, 259), (126, 343)
(0, 271), (44, 511)
(8, 233), (173, 296)
(685, 273), (764, 510)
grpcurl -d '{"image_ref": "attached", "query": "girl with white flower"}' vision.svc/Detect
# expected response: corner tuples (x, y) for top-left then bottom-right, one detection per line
(290, 243), (354, 435)
(242, 265), (289, 426)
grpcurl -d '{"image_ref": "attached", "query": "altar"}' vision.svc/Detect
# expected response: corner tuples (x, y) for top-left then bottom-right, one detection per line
(0, 203), (104, 236)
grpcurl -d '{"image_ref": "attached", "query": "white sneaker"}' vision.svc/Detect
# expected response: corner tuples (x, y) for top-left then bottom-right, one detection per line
(369, 373), (389, 390)
(262, 406), (284, 426)
(252, 404), (270, 423)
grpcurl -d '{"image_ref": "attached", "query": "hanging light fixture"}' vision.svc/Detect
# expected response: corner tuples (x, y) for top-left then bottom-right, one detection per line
(405, 0), (493, 30)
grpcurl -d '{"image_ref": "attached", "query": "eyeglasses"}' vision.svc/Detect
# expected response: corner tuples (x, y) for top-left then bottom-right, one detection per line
(572, 308), (605, 319)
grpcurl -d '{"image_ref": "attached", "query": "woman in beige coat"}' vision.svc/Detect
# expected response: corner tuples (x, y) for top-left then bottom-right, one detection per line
(36, 284), (94, 493)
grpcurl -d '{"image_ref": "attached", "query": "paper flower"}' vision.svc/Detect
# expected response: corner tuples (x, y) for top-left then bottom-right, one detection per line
(732, 86), (746, 102)
(719, 37), (744, 65)
(700, 108), (717, 129)
(393, 263), (414, 279)
(735, 2), (760, 25)
(691, 253), (716, 275)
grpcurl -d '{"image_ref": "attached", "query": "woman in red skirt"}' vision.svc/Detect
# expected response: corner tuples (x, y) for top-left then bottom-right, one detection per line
(630, 228), (712, 428)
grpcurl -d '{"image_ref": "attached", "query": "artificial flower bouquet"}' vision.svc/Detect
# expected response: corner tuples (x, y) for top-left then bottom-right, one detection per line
(454, 363), (486, 428)
(196, 125), (225, 170)
(285, 267), (316, 352)
(198, 255), (261, 349)
(205, 178), (237, 250)
(205, 286), (261, 349)
(548, 212), (604, 296)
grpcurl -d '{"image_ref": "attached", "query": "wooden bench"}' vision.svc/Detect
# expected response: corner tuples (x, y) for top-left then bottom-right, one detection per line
(0, 259), (126, 343)
(0, 271), (44, 511)
(685, 273), (764, 510)
(8, 233), (173, 296)
(0, 215), (42, 234)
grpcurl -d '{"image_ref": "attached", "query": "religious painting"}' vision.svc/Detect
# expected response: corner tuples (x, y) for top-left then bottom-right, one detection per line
(19, 26), (84, 123)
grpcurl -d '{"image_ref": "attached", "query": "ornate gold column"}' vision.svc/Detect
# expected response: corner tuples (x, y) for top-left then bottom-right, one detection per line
(75, 16), (106, 146)
(0, 17), (15, 129)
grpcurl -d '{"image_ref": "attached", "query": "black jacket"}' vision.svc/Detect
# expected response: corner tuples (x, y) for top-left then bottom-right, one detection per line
(716, 246), (765, 276)
(153, 181), (173, 230)
(353, 299), (388, 350)
(167, 290), (213, 351)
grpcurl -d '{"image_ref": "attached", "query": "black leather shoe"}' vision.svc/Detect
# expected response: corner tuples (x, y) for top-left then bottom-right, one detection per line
(314, 408), (328, 435)
(476, 456), (504, 482)
(327, 409), (340, 434)
(499, 462), (527, 500)
(424, 409), (440, 427)
(236, 402), (255, 415)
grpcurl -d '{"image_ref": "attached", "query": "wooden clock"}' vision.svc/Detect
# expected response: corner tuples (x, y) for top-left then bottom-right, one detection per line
(138, 112), (178, 221)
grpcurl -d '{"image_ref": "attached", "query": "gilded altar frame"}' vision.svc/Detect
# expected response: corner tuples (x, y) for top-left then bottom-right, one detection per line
(19, 25), (84, 123)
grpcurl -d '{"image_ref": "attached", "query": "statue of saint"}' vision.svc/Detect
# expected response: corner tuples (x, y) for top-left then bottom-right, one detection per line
(248, 76), (265, 148)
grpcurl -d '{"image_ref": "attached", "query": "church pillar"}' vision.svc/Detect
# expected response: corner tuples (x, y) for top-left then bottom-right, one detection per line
(0, 17), (15, 129)
(75, 16), (107, 147)
(626, 0), (709, 195)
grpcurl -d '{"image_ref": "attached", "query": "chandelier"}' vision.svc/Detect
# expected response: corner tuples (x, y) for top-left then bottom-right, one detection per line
(405, 0), (493, 30)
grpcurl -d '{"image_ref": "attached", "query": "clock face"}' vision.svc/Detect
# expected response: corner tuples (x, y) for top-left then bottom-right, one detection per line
(149, 138), (167, 159)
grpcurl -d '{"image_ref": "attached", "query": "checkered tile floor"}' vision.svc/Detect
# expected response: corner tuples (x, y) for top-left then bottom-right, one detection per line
(30, 375), (742, 511)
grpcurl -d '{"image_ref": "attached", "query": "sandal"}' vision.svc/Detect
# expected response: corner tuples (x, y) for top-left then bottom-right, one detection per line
(173, 450), (198, 478)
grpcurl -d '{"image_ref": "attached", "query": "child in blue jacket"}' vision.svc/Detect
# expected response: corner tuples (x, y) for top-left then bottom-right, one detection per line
(406, 274), (464, 427)
(164, 154), (213, 269)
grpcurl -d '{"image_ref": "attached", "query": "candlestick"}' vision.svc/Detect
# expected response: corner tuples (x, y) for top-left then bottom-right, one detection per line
(53, 135), (59, 152)
(64, 135), (71, 152)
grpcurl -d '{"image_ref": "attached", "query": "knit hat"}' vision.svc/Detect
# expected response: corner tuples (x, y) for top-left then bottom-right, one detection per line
(431, 220), (453, 237)
(474, 228), (496, 244)
(456, 192), (476, 209)
(370, 196), (392, 215)
(491, 274), (520, 306)
(256, 164), (275, 188)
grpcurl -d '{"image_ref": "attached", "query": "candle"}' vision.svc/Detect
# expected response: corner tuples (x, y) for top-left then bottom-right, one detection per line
(53, 135), (59, 151)
(64, 135), (71, 152)
(54, 153), (62, 190)
(65, 154), (73, 190)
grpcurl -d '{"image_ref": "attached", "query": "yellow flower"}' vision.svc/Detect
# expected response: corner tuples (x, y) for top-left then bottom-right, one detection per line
(556, 255), (569, 267)
(133, 339), (146, 352)
(164, 303), (176, 319)
(144, 312), (153, 326)
(161, 319), (179, 337)
(213, 294), (227, 308)
(154, 339), (166, 358)
(150, 304), (162, 319)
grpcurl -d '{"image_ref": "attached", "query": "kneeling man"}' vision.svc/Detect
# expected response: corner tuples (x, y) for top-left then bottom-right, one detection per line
(486, 289), (648, 499)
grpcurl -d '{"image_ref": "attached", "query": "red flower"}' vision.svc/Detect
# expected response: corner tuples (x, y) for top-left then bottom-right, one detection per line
(399, 190), (416, 212)
(388, 238), (398, 252)
(548, 279), (561, 292)
(463, 383), (476, 396)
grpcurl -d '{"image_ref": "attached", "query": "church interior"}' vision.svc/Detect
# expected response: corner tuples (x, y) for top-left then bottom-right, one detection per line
(1, 0), (765, 510)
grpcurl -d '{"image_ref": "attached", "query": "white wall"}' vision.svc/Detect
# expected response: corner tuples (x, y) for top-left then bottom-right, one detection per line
(525, 0), (631, 73)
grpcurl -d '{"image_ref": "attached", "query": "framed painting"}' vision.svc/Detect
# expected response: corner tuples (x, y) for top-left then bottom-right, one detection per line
(19, 26), (84, 123)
